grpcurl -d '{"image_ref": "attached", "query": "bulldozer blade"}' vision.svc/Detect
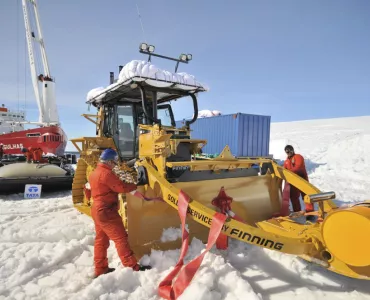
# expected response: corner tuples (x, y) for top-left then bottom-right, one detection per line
(125, 174), (284, 257)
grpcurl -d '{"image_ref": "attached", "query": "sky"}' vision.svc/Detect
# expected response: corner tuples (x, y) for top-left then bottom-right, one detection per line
(0, 0), (370, 151)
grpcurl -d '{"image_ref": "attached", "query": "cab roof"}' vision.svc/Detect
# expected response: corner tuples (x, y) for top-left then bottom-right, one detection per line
(86, 60), (208, 107)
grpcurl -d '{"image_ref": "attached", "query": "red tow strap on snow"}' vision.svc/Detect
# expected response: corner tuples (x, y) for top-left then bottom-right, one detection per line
(158, 190), (227, 300)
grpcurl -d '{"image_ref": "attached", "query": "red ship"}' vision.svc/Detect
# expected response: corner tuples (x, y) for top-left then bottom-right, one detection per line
(0, 0), (68, 157)
(0, 104), (67, 156)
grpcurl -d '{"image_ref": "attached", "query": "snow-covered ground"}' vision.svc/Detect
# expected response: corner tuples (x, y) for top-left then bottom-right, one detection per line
(1, 116), (370, 300)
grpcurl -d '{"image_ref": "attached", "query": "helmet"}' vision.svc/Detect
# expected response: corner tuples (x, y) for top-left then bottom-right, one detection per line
(21, 147), (28, 153)
(100, 148), (118, 161)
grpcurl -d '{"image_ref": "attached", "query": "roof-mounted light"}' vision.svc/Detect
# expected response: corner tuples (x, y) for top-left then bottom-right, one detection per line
(179, 53), (192, 62)
(140, 43), (155, 53)
(148, 45), (155, 53)
(139, 42), (148, 51)
(138, 43), (193, 72)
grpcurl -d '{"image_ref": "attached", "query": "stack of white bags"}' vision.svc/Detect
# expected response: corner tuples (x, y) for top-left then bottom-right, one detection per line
(87, 60), (209, 101)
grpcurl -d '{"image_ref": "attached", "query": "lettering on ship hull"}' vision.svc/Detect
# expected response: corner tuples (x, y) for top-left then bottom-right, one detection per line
(3, 144), (24, 150)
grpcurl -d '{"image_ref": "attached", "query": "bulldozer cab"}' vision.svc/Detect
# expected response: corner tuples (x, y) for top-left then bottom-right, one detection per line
(95, 81), (204, 163)
(101, 102), (176, 160)
(87, 45), (207, 164)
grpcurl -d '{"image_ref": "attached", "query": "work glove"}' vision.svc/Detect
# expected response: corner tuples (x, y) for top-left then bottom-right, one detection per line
(113, 166), (138, 184)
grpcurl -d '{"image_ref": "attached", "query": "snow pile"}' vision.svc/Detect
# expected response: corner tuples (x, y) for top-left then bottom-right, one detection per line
(198, 110), (222, 118)
(160, 225), (188, 242)
(1, 115), (370, 299)
(86, 60), (209, 102)
(270, 115), (370, 203)
(0, 193), (260, 300)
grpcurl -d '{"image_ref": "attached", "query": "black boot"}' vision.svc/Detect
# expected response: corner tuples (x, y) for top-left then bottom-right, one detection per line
(139, 265), (152, 271)
(133, 264), (152, 271)
(94, 267), (115, 278)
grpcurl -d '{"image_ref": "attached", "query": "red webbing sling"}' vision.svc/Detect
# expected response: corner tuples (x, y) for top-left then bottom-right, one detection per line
(210, 186), (246, 250)
(158, 190), (227, 300)
(280, 182), (291, 216)
(130, 190), (165, 202)
(272, 181), (291, 218)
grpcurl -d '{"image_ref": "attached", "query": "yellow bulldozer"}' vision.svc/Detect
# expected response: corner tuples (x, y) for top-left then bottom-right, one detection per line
(71, 44), (370, 286)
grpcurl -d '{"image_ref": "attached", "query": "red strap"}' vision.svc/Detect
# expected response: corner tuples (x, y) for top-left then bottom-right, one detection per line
(158, 190), (190, 300)
(272, 181), (290, 217)
(130, 190), (165, 202)
(158, 191), (227, 299)
(215, 232), (229, 250)
(210, 187), (245, 251)
(172, 212), (227, 298)
(214, 210), (245, 250)
(280, 182), (291, 216)
(280, 183), (315, 214)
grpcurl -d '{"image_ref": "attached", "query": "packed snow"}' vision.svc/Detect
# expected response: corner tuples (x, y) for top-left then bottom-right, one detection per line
(197, 110), (222, 118)
(1, 115), (370, 300)
(86, 60), (209, 102)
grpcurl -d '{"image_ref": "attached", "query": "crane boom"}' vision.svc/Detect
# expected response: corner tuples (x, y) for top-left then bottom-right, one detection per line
(30, 0), (50, 76)
(21, 0), (59, 126)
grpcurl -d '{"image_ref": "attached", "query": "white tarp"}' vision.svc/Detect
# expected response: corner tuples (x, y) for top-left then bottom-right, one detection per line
(86, 60), (209, 102)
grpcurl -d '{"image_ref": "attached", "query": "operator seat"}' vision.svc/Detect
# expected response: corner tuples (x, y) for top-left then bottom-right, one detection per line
(119, 122), (134, 139)
(118, 121), (134, 155)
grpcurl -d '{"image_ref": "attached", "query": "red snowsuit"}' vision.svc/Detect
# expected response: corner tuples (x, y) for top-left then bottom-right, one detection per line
(25, 147), (46, 163)
(284, 154), (314, 212)
(89, 162), (138, 276)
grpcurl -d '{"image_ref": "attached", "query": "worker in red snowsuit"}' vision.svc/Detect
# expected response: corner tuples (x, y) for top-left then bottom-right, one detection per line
(21, 147), (46, 163)
(88, 148), (151, 278)
(283, 145), (314, 213)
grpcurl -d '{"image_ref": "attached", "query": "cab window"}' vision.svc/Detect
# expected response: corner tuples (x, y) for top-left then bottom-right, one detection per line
(116, 105), (135, 158)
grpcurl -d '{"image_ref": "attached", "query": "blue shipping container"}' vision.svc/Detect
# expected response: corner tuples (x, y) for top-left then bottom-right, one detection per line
(175, 113), (271, 157)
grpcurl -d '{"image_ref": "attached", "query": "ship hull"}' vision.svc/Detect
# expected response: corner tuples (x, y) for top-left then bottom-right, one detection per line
(0, 126), (67, 156)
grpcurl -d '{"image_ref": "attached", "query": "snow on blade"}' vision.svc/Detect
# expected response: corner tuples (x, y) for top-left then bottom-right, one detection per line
(1, 115), (370, 300)
(160, 225), (189, 242)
